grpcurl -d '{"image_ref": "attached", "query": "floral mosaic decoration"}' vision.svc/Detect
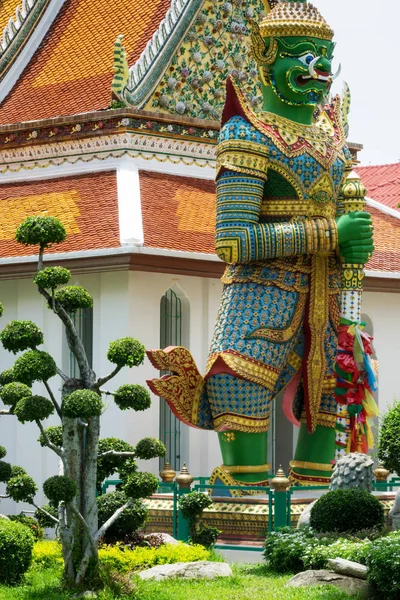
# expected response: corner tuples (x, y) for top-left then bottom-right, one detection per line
(145, 0), (265, 120)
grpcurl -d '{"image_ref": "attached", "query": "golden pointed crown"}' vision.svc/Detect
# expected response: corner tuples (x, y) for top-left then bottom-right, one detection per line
(260, 1), (334, 40)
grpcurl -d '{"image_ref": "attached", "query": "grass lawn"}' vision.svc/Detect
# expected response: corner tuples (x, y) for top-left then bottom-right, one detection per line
(0, 563), (358, 600)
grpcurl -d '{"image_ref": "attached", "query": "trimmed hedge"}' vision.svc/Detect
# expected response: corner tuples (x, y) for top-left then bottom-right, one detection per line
(0, 519), (34, 584)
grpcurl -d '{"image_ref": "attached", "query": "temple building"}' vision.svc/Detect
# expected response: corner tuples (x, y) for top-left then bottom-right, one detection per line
(0, 0), (400, 510)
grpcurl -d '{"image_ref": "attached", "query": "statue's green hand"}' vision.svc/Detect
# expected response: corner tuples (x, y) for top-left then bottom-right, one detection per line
(336, 212), (374, 263)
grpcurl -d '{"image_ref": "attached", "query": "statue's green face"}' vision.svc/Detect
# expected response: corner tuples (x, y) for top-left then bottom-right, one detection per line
(268, 36), (336, 107)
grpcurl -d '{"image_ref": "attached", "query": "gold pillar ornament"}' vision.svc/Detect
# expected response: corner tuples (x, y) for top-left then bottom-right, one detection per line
(270, 466), (291, 492)
(176, 463), (194, 489)
(159, 460), (176, 483)
(374, 464), (390, 482)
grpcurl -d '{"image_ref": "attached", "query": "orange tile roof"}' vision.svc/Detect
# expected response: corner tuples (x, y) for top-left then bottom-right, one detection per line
(0, 0), (171, 125)
(140, 171), (216, 254)
(0, 171), (120, 258)
(355, 164), (400, 212)
(140, 171), (400, 272)
(0, 0), (20, 32)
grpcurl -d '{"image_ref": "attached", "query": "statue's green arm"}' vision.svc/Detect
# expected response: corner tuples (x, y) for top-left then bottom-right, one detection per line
(215, 170), (337, 264)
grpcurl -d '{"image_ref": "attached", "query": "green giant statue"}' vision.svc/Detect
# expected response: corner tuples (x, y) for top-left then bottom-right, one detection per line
(147, 0), (375, 492)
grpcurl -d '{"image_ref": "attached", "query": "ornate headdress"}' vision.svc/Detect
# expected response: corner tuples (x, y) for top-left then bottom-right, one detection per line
(260, 1), (334, 41)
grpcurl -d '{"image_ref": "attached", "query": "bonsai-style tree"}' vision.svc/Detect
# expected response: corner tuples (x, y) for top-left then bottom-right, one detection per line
(0, 216), (166, 587)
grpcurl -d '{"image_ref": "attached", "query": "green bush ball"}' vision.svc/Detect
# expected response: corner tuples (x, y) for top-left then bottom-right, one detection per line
(378, 401), (400, 476)
(53, 286), (93, 313)
(38, 425), (63, 448)
(0, 382), (32, 407)
(14, 395), (54, 423)
(43, 475), (77, 505)
(0, 320), (44, 354)
(97, 490), (147, 542)
(63, 389), (102, 418)
(10, 466), (27, 478)
(107, 338), (145, 368)
(15, 216), (66, 248)
(114, 384), (151, 411)
(13, 350), (57, 385)
(179, 491), (213, 522)
(8, 514), (43, 541)
(0, 368), (17, 386)
(7, 474), (38, 503)
(123, 472), (159, 499)
(34, 504), (58, 529)
(0, 461), (12, 483)
(97, 438), (136, 486)
(134, 437), (166, 460)
(34, 267), (71, 290)
(0, 446), (6, 460)
(310, 489), (385, 534)
(0, 520), (34, 584)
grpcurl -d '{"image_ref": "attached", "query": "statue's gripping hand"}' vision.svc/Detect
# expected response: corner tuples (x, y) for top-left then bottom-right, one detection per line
(336, 211), (374, 264)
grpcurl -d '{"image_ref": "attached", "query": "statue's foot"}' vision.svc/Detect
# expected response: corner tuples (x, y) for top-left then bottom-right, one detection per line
(209, 466), (270, 497)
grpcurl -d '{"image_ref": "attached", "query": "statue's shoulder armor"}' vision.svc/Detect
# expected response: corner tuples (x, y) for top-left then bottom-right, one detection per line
(216, 115), (269, 180)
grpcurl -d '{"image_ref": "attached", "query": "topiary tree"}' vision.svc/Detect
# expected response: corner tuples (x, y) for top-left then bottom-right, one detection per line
(378, 400), (400, 476)
(0, 215), (166, 588)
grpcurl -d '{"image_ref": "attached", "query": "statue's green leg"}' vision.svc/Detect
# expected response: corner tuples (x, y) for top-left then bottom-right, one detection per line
(218, 431), (269, 483)
(291, 423), (335, 485)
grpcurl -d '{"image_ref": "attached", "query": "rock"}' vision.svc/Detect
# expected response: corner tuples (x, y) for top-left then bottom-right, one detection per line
(0, 515), (9, 520)
(389, 489), (400, 530)
(145, 532), (179, 545)
(138, 561), (233, 581)
(327, 558), (368, 580)
(285, 570), (371, 598)
(72, 592), (98, 599)
(296, 500), (317, 528)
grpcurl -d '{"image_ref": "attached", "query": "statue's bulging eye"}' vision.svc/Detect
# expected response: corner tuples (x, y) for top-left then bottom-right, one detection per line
(297, 53), (315, 66)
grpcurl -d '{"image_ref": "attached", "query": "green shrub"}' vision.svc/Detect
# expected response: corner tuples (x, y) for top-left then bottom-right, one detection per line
(302, 537), (372, 570)
(16, 216), (66, 248)
(114, 384), (151, 411)
(97, 491), (147, 542)
(263, 527), (323, 573)
(99, 542), (210, 573)
(34, 504), (58, 529)
(0, 368), (16, 386)
(34, 267), (71, 290)
(63, 389), (102, 418)
(53, 286), (93, 313)
(8, 514), (43, 541)
(107, 338), (145, 368)
(0, 446), (6, 459)
(38, 425), (63, 448)
(7, 474), (37, 503)
(191, 525), (220, 548)
(97, 438), (136, 487)
(0, 519), (35, 584)
(13, 350), (57, 385)
(0, 382), (32, 407)
(43, 475), (77, 504)
(135, 437), (166, 460)
(367, 532), (400, 598)
(14, 395), (54, 423)
(10, 465), (27, 478)
(379, 400), (400, 475)
(0, 460), (12, 482)
(0, 320), (43, 354)
(310, 489), (384, 533)
(32, 540), (63, 568)
(123, 472), (159, 499)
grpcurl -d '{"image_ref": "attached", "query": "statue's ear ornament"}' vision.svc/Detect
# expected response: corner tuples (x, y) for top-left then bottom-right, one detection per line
(249, 20), (278, 67)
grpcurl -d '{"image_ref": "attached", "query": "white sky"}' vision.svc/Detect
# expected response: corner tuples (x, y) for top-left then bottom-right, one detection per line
(313, 0), (399, 165)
